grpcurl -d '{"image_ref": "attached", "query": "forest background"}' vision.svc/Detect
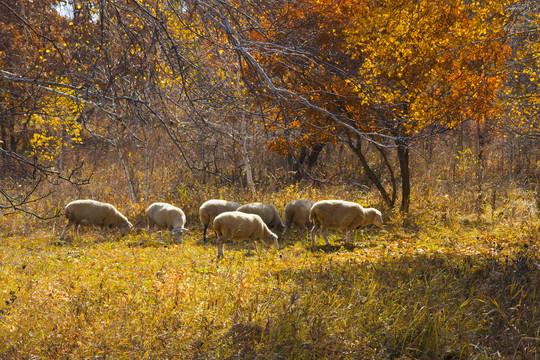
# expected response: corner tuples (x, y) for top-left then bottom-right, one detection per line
(0, 0), (539, 359)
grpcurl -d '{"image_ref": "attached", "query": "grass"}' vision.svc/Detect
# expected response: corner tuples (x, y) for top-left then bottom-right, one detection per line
(0, 182), (538, 359)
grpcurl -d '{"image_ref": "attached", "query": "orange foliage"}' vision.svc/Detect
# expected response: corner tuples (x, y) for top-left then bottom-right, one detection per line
(240, 0), (515, 155)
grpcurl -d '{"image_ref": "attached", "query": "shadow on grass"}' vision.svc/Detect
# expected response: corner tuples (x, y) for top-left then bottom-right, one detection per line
(307, 242), (361, 253)
(260, 246), (538, 360)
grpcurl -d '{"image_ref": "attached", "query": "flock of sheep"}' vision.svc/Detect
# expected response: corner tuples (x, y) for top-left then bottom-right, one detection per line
(59, 198), (384, 258)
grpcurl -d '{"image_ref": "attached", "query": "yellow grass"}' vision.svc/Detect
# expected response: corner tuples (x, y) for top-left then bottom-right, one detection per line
(1, 180), (538, 359)
(1, 149), (539, 359)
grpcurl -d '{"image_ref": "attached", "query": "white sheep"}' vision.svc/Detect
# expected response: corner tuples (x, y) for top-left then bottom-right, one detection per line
(199, 199), (241, 242)
(309, 200), (383, 246)
(145, 202), (188, 243)
(283, 199), (315, 241)
(213, 211), (279, 259)
(59, 199), (133, 241)
(236, 202), (285, 239)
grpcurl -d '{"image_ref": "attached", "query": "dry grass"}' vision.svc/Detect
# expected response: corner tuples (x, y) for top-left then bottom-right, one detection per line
(0, 173), (538, 359)
(1, 138), (539, 359)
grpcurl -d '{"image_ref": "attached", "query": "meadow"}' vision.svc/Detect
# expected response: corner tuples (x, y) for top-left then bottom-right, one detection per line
(1, 0), (539, 357)
(0, 173), (538, 359)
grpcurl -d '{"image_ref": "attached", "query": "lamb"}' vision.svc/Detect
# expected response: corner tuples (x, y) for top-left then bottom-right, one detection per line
(59, 199), (133, 241)
(145, 202), (188, 244)
(199, 199), (241, 242)
(236, 202), (285, 240)
(309, 200), (383, 246)
(283, 199), (315, 241)
(213, 211), (279, 259)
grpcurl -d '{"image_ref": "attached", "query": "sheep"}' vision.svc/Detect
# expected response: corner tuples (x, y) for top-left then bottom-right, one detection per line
(145, 202), (188, 244)
(309, 200), (383, 246)
(199, 199), (241, 242)
(59, 199), (133, 241)
(283, 199), (315, 242)
(236, 202), (285, 240)
(213, 211), (279, 259)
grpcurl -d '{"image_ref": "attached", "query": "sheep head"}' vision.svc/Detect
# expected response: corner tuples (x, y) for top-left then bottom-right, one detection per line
(119, 221), (133, 236)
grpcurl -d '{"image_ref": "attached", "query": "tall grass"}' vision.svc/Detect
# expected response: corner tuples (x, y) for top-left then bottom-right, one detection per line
(0, 140), (538, 359)
(1, 181), (538, 359)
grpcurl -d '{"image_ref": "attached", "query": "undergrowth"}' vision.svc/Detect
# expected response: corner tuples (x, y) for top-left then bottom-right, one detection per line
(0, 168), (538, 359)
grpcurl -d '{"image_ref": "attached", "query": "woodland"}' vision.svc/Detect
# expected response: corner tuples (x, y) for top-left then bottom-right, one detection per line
(0, 0), (539, 359)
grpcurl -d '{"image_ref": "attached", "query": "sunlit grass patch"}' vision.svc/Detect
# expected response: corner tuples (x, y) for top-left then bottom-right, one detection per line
(1, 182), (538, 359)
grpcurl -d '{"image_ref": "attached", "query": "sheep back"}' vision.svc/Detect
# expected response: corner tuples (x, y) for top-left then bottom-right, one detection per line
(236, 203), (285, 234)
(214, 211), (278, 258)
(64, 199), (132, 239)
(65, 200), (130, 228)
(146, 202), (186, 230)
(213, 211), (277, 245)
(309, 200), (367, 231)
(284, 199), (315, 228)
(199, 199), (240, 227)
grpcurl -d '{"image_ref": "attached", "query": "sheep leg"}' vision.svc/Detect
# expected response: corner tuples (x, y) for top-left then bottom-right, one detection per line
(59, 220), (73, 240)
(321, 226), (331, 245)
(147, 221), (154, 238)
(203, 224), (208, 243)
(216, 235), (226, 259)
(252, 240), (258, 255)
(74, 223), (80, 241)
(284, 224), (291, 242)
(310, 224), (319, 246)
(346, 230), (353, 244)
(99, 225), (108, 240)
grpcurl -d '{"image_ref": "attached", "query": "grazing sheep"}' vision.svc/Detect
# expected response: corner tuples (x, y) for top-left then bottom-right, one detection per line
(199, 199), (241, 242)
(283, 199), (315, 241)
(309, 200), (383, 246)
(59, 199), (133, 241)
(213, 211), (279, 259)
(145, 202), (188, 244)
(236, 202), (285, 239)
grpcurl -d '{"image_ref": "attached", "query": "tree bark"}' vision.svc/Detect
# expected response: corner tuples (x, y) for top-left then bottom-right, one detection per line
(116, 146), (137, 205)
(307, 143), (324, 169)
(348, 137), (394, 207)
(375, 145), (397, 206)
(240, 114), (256, 196)
(396, 138), (410, 213)
(290, 146), (307, 182)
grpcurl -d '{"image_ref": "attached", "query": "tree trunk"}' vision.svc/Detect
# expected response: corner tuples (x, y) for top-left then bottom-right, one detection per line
(375, 145), (397, 206)
(290, 146), (307, 182)
(240, 114), (256, 196)
(348, 137), (394, 207)
(241, 139), (256, 196)
(396, 139), (410, 213)
(144, 144), (152, 203)
(307, 143), (324, 169)
(116, 146), (137, 205)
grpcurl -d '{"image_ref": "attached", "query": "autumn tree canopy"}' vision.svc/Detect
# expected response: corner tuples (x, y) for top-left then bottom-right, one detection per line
(1, 0), (538, 214)
(221, 0), (531, 211)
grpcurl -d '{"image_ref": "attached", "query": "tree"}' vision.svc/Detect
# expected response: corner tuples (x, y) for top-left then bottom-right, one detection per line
(203, 0), (517, 212)
(0, 0), (90, 216)
(1, 0), (537, 216)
